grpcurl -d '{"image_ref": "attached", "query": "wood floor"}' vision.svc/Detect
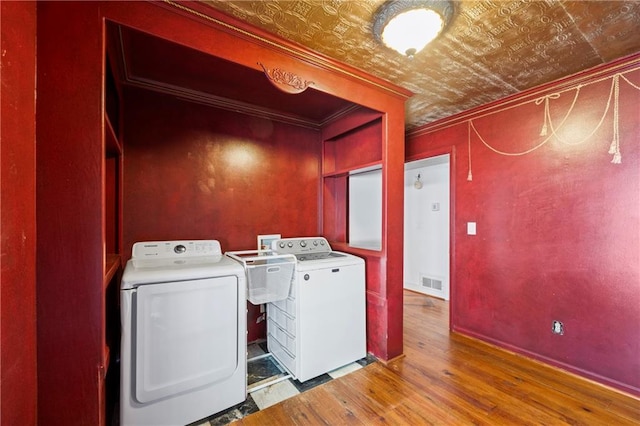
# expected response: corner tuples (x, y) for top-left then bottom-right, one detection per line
(236, 291), (639, 425)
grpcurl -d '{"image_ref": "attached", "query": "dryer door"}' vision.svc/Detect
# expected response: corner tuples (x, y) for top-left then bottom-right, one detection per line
(134, 276), (239, 404)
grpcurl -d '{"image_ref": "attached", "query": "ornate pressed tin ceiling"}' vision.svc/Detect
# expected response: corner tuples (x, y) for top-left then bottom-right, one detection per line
(201, 0), (640, 130)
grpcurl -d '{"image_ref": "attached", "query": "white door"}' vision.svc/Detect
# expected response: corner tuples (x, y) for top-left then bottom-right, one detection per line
(134, 276), (238, 403)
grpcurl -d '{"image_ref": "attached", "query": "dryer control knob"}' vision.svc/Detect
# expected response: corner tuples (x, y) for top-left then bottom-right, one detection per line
(300, 241), (307, 247)
(287, 242), (294, 248)
(174, 244), (186, 254)
(279, 242), (286, 248)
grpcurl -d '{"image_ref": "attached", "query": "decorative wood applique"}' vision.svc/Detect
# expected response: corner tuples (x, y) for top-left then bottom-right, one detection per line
(259, 63), (314, 94)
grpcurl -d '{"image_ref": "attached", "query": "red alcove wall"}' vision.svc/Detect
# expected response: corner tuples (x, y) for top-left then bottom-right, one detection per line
(122, 87), (322, 341)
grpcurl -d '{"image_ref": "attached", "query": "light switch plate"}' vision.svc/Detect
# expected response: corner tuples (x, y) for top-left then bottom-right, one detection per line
(467, 222), (477, 235)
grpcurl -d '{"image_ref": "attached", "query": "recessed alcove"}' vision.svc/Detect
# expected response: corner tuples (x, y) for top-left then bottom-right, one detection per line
(104, 21), (393, 361)
(36, 5), (408, 423)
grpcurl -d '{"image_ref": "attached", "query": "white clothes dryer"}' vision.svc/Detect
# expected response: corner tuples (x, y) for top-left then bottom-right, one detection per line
(120, 240), (246, 426)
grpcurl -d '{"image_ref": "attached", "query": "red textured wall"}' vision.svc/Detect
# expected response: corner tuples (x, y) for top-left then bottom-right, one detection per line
(0, 1), (38, 423)
(36, 2), (105, 424)
(122, 87), (321, 340)
(323, 118), (383, 174)
(407, 56), (640, 396)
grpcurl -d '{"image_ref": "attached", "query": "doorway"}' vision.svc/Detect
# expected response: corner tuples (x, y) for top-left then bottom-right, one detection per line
(403, 154), (450, 300)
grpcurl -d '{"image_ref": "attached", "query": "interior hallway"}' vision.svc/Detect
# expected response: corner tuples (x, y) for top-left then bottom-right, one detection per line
(233, 291), (639, 425)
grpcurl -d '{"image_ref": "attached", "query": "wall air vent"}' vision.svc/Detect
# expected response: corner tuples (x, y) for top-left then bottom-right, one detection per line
(421, 276), (443, 291)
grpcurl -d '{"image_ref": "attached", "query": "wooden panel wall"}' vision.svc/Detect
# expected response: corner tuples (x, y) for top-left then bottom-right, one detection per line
(0, 1), (38, 424)
(36, 2), (105, 424)
(406, 55), (640, 396)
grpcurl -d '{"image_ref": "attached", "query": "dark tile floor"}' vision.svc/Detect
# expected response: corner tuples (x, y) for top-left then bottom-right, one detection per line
(190, 341), (377, 425)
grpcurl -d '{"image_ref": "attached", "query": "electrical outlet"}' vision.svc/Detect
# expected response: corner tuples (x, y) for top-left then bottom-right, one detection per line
(552, 320), (564, 335)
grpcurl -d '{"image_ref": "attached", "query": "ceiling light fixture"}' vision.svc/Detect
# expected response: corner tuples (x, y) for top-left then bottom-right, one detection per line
(414, 173), (423, 189)
(373, 0), (454, 59)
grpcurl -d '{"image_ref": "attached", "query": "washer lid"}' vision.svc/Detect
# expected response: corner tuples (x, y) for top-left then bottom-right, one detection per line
(295, 251), (364, 271)
(295, 252), (347, 262)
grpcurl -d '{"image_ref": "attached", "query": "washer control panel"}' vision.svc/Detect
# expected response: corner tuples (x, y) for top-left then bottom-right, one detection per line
(131, 240), (222, 259)
(271, 237), (331, 255)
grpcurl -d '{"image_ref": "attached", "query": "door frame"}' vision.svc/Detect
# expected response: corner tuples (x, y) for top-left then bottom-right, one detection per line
(405, 145), (456, 329)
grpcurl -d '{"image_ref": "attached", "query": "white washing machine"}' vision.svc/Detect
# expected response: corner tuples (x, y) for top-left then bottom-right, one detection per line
(267, 237), (366, 382)
(120, 240), (246, 426)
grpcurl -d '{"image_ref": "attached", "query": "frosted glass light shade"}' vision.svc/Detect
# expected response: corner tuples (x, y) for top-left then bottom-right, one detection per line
(372, 0), (454, 58)
(382, 9), (444, 57)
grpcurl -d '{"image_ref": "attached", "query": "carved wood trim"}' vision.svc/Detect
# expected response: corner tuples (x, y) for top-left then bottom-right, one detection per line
(258, 62), (314, 94)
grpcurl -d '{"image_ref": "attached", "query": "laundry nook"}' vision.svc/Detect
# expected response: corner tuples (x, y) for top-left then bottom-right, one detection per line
(32, 2), (408, 424)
